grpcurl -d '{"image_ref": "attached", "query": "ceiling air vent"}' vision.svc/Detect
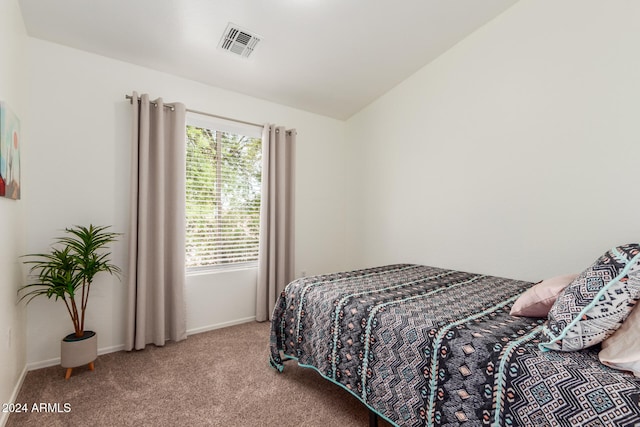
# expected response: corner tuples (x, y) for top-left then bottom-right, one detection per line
(218, 23), (262, 58)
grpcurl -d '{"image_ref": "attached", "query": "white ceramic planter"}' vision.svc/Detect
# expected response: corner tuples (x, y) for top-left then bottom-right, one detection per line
(60, 331), (97, 379)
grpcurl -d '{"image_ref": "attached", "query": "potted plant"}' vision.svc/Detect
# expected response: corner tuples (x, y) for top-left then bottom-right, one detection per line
(19, 224), (121, 379)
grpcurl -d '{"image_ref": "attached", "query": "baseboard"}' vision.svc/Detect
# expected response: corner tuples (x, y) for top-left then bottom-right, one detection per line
(186, 316), (256, 336)
(98, 343), (126, 356)
(25, 318), (255, 371)
(0, 364), (27, 427)
(26, 357), (60, 371)
(26, 343), (126, 371)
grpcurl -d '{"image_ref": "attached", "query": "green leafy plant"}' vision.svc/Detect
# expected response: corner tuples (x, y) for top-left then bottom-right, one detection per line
(19, 225), (122, 338)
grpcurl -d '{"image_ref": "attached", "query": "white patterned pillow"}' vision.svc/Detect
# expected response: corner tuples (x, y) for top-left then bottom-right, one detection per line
(539, 244), (640, 352)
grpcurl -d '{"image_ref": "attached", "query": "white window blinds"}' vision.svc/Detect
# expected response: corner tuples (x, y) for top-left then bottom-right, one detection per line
(185, 116), (262, 270)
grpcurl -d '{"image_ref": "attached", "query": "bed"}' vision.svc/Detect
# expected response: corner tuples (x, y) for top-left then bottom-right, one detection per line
(269, 262), (640, 426)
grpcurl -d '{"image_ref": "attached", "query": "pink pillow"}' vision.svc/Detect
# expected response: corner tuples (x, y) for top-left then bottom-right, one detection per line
(510, 274), (579, 317)
(599, 302), (640, 377)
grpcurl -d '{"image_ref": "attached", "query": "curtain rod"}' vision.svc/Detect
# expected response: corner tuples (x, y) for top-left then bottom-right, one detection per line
(125, 95), (263, 129)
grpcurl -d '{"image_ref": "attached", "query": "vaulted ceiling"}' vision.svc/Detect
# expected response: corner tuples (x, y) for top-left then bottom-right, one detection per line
(18, 0), (518, 119)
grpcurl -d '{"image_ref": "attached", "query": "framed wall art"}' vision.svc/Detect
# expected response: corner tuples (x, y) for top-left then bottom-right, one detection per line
(0, 101), (21, 200)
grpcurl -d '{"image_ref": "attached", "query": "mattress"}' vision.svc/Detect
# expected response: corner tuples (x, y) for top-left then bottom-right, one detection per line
(269, 264), (640, 426)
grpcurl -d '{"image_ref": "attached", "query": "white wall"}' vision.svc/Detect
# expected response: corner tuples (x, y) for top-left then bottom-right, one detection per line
(346, 0), (640, 281)
(0, 0), (28, 423)
(24, 39), (350, 365)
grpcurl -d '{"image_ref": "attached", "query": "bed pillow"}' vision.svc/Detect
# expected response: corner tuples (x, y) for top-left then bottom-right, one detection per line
(539, 243), (640, 352)
(599, 302), (640, 377)
(510, 274), (579, 317)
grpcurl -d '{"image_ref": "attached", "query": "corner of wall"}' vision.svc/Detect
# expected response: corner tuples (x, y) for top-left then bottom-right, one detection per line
(0, 0), (30, 416)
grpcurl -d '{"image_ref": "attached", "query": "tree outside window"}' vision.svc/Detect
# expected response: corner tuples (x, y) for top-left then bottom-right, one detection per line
(186, 124), (262, 269)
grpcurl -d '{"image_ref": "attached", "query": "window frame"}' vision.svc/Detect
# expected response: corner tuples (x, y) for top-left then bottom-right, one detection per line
(185, 113), (263, 274)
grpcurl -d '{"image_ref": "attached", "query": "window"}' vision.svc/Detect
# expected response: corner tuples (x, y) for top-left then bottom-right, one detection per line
(185, 115), (262, 270)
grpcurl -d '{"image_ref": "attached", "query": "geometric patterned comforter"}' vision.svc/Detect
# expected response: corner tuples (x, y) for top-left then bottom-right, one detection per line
(269, 264), (640, 426)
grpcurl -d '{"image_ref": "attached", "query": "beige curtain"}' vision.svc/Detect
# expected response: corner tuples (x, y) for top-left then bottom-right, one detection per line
(125, 92), (187, 351)
(256, 125), (296, 321)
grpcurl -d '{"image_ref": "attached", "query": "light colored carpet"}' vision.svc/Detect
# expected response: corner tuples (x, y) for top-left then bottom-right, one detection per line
(8, 322), (392, 426)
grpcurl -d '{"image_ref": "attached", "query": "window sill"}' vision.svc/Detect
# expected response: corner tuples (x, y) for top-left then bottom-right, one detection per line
(186, 262), (258, 277)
